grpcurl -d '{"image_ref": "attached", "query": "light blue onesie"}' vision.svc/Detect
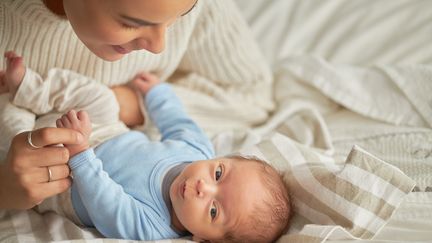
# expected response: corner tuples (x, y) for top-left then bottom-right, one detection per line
(68, 84), (215, 240)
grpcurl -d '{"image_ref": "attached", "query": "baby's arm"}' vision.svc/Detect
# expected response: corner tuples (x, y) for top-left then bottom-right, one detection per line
(58, 110), (154, 240)
(70, 150), (155, 240)
(129, 73), (214, 157)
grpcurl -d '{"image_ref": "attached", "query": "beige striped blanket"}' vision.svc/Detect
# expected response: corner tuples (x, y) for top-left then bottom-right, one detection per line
(0, 130), (415, 243)
(237, 133), (415, 242)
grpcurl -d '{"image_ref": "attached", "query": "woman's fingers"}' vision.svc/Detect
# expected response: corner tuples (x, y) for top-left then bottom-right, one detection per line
(9, 127), (83, 167)
(19, 146), (69, 167)
(15, 127), (83, 149)
(1, 129), (78, 209)
(30, 165), (71, 183)
(25, 178), (72, 206)
(47, 164), (71, 181)
(37, 178), (72, 201)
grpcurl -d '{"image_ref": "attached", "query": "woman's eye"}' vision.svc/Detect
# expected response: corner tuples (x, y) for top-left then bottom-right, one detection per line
(215, 165), (223, 181)
(121, 23), (138, 30)
(210, 202), (217, 220)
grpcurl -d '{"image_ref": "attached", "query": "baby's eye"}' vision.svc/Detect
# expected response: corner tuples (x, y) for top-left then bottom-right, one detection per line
(215, 165), (223, 181)
(210, 202), (217, 220)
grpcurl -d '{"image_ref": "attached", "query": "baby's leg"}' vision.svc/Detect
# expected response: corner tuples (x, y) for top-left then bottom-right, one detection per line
(56, 110), (92, 157)
(3, 56), (120, 125)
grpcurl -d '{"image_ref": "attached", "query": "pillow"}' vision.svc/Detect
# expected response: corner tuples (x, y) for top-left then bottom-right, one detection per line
(236, 132), (415, 242)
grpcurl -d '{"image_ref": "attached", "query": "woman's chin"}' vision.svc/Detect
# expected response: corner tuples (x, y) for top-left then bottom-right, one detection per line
(101, 53), (124, 62)
(97, 51), (124, 62)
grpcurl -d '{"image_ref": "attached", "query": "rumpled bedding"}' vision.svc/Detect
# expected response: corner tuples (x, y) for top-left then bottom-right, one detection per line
(1, 0), (432, 242)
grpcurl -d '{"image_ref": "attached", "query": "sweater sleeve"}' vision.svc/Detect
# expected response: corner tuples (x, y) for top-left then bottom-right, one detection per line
(145, 83), (214, 158)
(172, 0), (275, 131)
(69, 149), (155, 240)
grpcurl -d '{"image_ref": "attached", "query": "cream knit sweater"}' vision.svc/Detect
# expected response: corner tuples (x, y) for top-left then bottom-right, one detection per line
(0, 0), (274, 136)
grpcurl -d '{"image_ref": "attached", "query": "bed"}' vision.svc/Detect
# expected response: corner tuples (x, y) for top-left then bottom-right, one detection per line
(1, 0), (431, 242)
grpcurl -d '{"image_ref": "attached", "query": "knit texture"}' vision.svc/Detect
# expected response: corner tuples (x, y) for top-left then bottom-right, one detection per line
(0, 0), (274, 136)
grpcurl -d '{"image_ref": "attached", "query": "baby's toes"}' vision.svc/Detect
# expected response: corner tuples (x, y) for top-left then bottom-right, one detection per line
(4, 51), (18, 59)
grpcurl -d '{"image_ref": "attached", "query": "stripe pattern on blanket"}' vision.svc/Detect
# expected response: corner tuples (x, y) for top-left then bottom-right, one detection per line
(234, 132), (416, 243)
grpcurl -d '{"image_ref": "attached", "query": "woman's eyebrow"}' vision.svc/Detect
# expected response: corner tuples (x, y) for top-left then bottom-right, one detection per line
(120, 1), (197, 26)
(120, 15), (158, 26)
(181, 0), (198, 16)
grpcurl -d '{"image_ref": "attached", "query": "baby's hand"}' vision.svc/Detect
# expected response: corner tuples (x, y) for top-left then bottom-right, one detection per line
(0, 51), (26, 97)
(128, 72), (161, 95)
(56, 110), (92, 157)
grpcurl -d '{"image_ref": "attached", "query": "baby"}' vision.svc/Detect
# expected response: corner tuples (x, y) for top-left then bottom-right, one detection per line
(0, 52), (291, 243)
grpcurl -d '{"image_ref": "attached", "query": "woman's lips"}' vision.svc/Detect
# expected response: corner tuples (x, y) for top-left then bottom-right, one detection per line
(112, 45), (131, 54)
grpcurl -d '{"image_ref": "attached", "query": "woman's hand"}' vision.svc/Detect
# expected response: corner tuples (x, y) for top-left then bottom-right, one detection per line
(0, 127), (83, 209)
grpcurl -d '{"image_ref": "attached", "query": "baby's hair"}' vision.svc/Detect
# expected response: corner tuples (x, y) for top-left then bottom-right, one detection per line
(211, 154), (292, 243)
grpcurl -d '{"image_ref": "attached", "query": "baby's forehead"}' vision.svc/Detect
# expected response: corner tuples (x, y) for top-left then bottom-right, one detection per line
(218, 159), (276, 232)
(224, 159), (269, 203)
(228, 157), (269, 175)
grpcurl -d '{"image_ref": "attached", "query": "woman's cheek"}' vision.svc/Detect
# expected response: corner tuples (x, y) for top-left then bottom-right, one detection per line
(87, 19), (134, 45)
(97, 27), (132, 45)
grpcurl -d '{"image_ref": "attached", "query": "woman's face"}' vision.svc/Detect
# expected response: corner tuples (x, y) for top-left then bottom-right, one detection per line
(63, 0), (197, 61)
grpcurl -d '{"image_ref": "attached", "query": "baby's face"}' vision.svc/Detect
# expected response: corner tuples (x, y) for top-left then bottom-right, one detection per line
(169, 157), (267, 241)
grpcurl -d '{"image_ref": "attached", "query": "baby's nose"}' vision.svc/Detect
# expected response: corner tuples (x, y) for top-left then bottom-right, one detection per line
(196, 179), (216, 197)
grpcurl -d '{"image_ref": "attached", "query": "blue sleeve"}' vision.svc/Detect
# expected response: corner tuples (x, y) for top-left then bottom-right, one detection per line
(69, 149), (154, 240)
(144, 84), (214, 158)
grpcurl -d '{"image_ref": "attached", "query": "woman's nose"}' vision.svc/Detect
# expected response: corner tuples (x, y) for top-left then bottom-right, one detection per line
(196, 179), (216, 198)
(135, 24), (166, 54)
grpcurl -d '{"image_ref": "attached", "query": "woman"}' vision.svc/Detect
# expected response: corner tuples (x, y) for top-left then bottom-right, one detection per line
(0, 0), (273, 209)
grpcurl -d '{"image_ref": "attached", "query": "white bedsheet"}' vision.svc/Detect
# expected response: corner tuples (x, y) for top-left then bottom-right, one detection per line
(233, 0), (432, 242)
(234, 0), (432, 66)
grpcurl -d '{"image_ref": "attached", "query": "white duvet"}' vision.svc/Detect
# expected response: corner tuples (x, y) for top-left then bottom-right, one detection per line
(233, 0), (432, 242)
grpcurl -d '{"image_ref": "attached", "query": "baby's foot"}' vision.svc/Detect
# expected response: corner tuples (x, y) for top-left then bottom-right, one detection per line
(56, 110), (92, 157)
(4, 51), (26, 97)
(128, 72), (160, 95)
